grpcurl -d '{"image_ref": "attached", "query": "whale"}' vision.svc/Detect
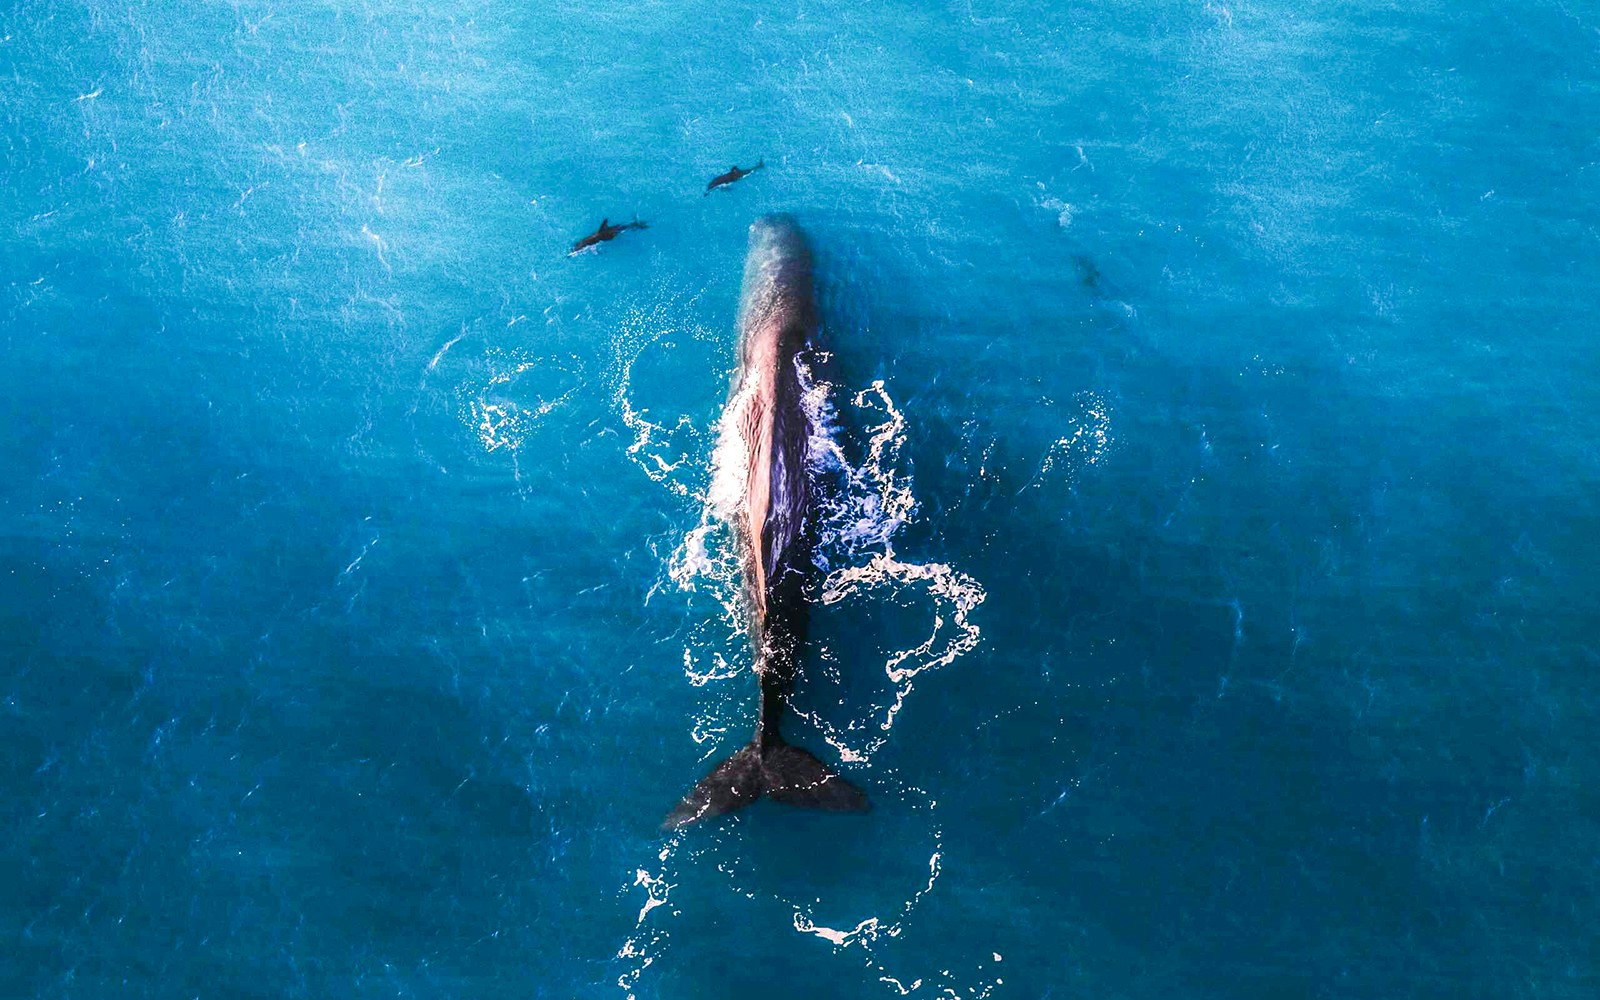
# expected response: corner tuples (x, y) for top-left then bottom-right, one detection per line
(705, 159), (765, 195)
(663, 215), (869, 830)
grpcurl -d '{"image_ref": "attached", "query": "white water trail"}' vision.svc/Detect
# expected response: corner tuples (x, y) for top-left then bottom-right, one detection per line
(613, 835), (683, 1000)
(452, 347), (582, 457)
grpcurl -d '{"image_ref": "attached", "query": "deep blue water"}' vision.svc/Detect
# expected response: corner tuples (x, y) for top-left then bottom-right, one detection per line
(4, 1), (1599, 997)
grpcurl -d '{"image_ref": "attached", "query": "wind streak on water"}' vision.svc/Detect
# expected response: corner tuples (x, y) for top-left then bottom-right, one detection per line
(609, 324), (991, 998)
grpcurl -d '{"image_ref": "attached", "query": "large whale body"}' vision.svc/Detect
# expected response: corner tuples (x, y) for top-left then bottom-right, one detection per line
(663, 215), (870, 830)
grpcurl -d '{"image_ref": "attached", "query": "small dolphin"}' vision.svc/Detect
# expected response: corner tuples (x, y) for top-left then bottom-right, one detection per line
(569, 217), (648, 256)
(704, 159), (765, 195)
(1072, 254), (1101, 292)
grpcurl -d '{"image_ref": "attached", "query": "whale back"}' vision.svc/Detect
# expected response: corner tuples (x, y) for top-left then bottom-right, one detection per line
(734, 216), (818, 622)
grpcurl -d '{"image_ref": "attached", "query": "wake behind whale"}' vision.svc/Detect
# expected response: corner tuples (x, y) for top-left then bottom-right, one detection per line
(662, 215), (869, 830)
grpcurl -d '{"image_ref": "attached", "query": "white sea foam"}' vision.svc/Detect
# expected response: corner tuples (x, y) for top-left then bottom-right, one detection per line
(796, 377), (987, 763)
(609, 300), (711, 501)
(454, 348), (580, 457)
(613, 835), (683, 1000)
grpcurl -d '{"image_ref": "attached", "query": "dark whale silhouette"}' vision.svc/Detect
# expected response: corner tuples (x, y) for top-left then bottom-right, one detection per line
(663, 215), (869, 830)
(569, 217), (647, 256)
(704, 159), (765, 195)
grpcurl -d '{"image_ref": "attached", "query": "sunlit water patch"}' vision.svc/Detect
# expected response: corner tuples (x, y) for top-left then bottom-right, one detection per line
(1026, 389), (1114, 491)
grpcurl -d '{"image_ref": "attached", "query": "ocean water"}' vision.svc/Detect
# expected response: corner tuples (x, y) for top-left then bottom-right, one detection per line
(3, 1), (1598, 997)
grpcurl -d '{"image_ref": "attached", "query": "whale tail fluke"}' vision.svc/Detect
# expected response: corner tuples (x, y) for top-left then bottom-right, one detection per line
(663, 745), (762, 829)
(761, 743), (866, 810)
(753, 158), (765, 171)
(662, 740), (868, 830)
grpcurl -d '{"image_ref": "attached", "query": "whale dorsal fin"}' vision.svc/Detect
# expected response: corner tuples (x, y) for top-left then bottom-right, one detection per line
(600, 218), (608, 228)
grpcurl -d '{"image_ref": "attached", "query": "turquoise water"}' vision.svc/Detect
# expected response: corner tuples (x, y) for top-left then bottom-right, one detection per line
(4, 1), (1598, 997)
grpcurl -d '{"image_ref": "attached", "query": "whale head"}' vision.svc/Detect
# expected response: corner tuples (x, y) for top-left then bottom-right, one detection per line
(738, 215), (817, 358)
(747, 213), (810, 264)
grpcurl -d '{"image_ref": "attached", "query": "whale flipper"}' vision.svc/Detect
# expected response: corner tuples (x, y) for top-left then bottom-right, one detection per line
(663, 740), (867, 830)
